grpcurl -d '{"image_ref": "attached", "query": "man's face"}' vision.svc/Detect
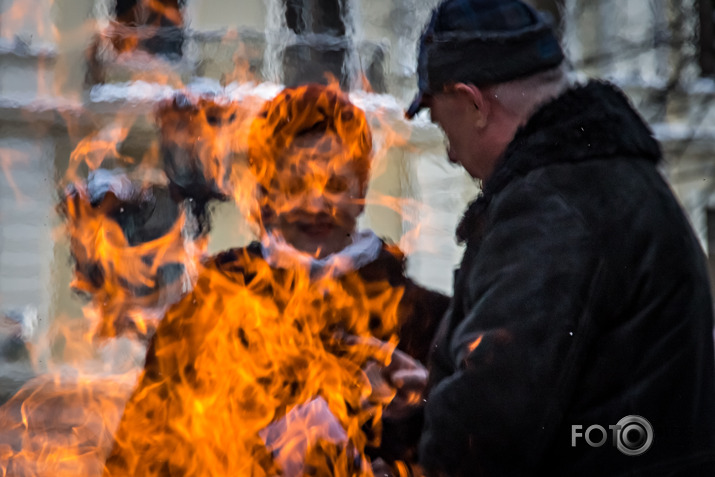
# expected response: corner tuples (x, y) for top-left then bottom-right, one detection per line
(426, 87), (489, 180)
(428, 91), (472, 161)
(263, 133), (366, 259)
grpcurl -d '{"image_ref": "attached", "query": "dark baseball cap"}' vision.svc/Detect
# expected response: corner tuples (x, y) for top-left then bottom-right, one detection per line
(406, 0), (564, 118)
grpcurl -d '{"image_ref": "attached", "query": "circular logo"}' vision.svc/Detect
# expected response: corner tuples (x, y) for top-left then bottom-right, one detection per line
(615, 415), (653, 456)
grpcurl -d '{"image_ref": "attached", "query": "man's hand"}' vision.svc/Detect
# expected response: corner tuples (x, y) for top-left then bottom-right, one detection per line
(371, 458), (396, 477)
(382, 348), (428, 420)
(336, 333), (429, 419)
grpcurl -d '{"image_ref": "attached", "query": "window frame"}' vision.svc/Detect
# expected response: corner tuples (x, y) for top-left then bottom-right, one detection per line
(700, 0), (715, 76)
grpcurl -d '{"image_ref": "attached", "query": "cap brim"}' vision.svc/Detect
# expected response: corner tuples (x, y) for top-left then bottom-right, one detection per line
(405, 91), (426, 119)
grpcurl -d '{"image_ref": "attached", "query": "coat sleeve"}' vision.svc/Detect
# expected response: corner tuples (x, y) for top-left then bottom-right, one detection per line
(419, 181), (601, 476)
(397, 283), (451, 364)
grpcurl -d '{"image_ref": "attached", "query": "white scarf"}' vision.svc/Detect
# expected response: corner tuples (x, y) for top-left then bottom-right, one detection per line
(260, 230), (383, 280)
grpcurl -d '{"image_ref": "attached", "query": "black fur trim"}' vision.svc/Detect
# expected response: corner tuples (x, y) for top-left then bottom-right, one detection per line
(457, 81), (661, 242)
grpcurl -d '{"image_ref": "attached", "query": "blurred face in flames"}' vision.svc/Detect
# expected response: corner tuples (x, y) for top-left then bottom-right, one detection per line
(263, 131), (366, 259)
(249, 84), (372, 259)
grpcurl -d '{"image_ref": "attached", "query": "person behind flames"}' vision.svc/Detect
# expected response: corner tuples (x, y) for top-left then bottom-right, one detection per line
(382, 0), (715, 476)
(103, 84), (449, 476)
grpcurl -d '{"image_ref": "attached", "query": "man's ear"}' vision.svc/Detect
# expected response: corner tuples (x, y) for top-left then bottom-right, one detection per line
(454, 83), (489, 128)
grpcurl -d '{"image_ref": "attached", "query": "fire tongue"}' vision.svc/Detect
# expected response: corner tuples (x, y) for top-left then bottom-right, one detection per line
(102, 248), (402, 477)
(259, 397), (350, 477)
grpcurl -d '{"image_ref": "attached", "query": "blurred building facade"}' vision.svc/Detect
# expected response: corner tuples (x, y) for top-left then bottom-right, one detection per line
(0, 0), (474, 343)
(1, 0), (714, 343)
(558, 0), (715, 297)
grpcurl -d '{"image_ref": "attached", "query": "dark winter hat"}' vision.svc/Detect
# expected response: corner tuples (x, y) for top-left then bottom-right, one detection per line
(406, 0), (564, 118)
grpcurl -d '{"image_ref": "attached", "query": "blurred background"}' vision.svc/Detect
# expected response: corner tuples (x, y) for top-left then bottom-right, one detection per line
(1, 0), (714, 375)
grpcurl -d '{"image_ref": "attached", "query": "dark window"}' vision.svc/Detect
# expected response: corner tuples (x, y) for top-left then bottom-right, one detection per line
(112, 0), (186, 58)
(282, 0), (350, 88)
(700, 0), (715, 76)
(285, 0), (347, 36)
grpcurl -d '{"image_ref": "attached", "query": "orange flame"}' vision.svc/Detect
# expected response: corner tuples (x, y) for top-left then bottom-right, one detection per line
(0, 148), (30, 204)
(99, 85), (412, 476)
(1, 80), (424, 477)
(247, 83), (372, 241)
(66, 121), (134, 182)
(103, 249), (403, 476)
(60, 183), (207, 339)
(156, 93), (249, 200)
(467, 334), (484, 353)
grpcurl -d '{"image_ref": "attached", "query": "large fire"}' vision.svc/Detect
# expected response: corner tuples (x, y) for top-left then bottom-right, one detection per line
(100, 84), (408, 476)
(0, 73), (424, 476)
(103, 245), (402, 476)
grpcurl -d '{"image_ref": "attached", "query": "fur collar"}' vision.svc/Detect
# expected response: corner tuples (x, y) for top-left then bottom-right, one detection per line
(211, 238), (407, 285)
(457, 80), (661, 242)
(259, 229), (383, 280)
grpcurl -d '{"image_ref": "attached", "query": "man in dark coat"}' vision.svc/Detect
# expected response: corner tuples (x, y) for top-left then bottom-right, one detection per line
(398, 0), (715, 475)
